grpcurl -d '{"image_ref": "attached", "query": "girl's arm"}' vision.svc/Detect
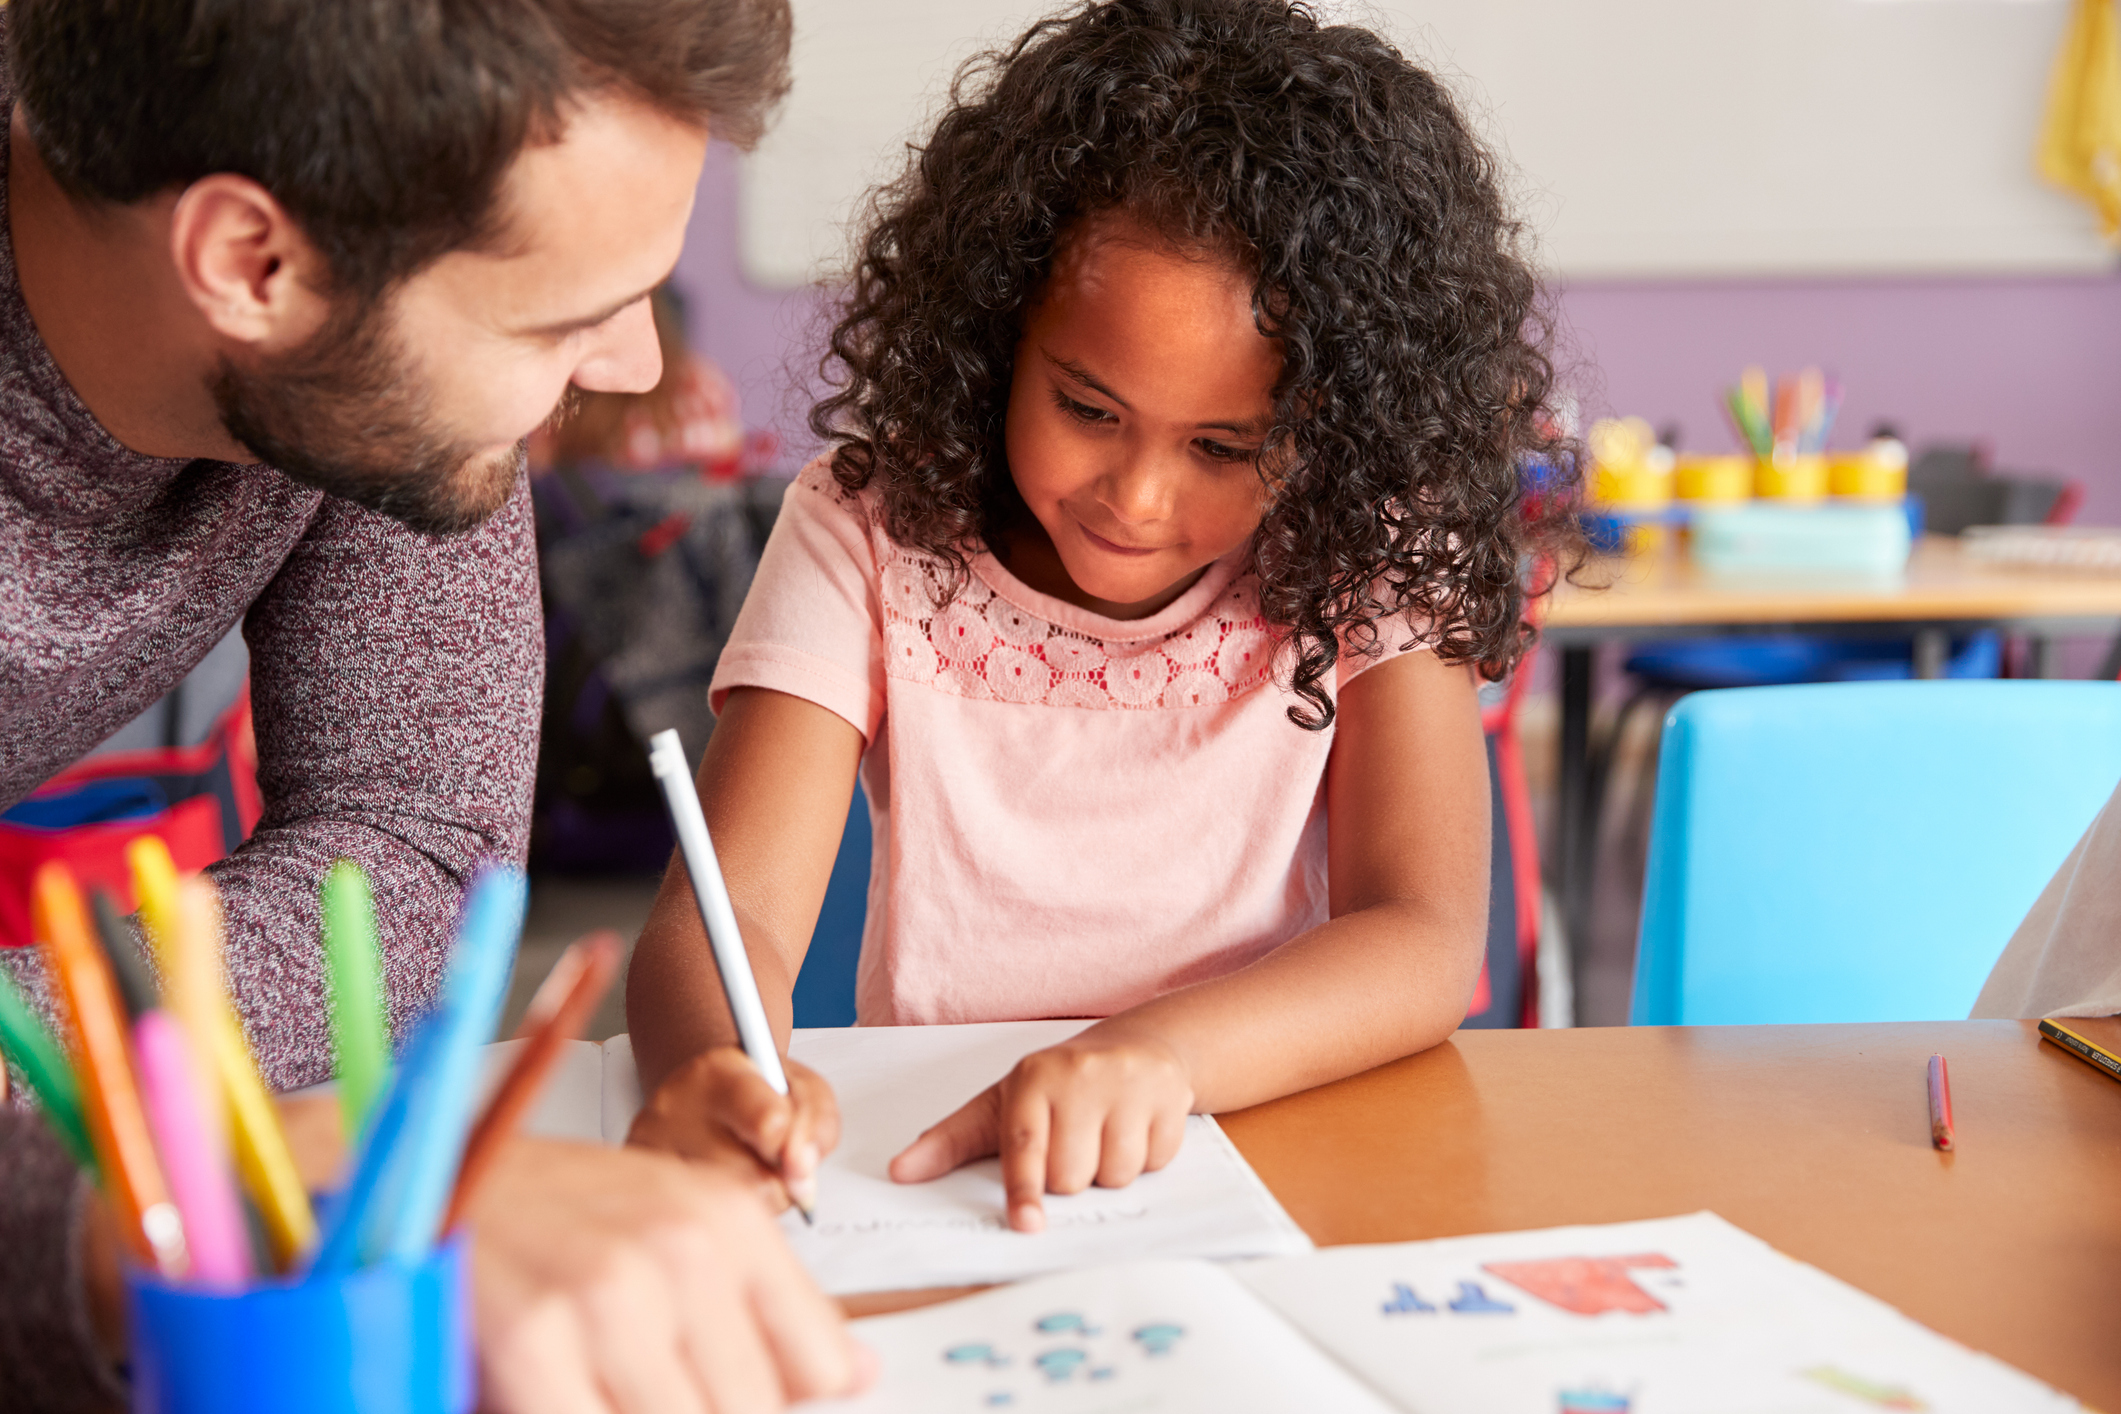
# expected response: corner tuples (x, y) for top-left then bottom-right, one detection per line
(891, 646), (1490, 1228)
(624, 687), (866, 1201)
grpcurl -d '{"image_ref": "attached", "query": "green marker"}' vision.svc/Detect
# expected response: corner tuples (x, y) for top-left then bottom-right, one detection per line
(321, 860), (389, 1140)
(0, 965), (96, 1169)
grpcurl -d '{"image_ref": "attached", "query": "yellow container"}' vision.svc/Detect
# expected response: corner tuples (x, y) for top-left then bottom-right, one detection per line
(1755, 453), (1828, 504)
(1593, 461), (1673, 508)
(1674, 454), (1751, 503)
(1828, 453), (1907, 502)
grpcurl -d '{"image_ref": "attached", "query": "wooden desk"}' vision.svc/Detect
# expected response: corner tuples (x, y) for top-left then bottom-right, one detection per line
(1220, 1019), (2121, 1409)
(1538, 538), (2121, 987)
(1547, 534), (2121, 633)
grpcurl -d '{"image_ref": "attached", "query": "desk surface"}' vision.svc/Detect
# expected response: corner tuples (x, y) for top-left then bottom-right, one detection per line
(1218, 1019), (2121, 1409)
(1546, 535), (2121, 630)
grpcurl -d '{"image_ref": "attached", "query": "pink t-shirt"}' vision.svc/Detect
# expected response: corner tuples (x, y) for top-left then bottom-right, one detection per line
(709, 459), (1426, 1025)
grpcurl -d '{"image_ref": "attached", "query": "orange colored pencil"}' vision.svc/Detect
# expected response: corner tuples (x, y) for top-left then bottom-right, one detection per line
(442, 932), (621, 1231)
(34, 863), (187, 1276)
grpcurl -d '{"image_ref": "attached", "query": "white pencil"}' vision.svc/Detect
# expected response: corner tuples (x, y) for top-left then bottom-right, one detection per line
(646, 728), (814, 1223)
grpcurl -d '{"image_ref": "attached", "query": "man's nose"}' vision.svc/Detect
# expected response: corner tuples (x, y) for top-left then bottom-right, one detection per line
(571, 299), (662, 395)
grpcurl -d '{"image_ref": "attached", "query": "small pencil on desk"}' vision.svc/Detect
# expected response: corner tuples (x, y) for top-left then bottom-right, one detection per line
(1927, 1053), (1954, 1152)
(2037, 1018), (2121, 1084)
(645, 727), (816, 1225)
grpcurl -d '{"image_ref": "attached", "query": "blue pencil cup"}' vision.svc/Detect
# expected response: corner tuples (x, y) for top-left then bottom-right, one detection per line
(126, 1238), (473, 1414)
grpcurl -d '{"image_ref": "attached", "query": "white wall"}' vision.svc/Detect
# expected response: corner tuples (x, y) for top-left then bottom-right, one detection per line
(741, 0), (2115, 287)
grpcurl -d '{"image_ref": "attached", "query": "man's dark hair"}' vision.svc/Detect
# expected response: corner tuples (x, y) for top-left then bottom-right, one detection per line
(9, 0), (791, 297)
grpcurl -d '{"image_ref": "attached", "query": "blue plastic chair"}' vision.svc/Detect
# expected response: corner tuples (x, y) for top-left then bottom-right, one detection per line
(1630, 680), (2121, 1026)
(790, 787), (872, 1028)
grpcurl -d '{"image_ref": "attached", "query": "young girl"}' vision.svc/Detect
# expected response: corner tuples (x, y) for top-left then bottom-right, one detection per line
(626, 0), (1569, 1230)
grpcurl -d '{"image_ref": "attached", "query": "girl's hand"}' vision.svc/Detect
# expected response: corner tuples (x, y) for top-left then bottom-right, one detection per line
(887, 1025), (1195, 1232)
(626, 1047), (838, 1215)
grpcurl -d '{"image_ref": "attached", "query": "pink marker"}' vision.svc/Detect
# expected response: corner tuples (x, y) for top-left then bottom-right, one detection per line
(135, 1012), (253, 1287)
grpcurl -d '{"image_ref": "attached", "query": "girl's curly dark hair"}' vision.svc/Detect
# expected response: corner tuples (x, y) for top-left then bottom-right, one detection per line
(812, 0), (1577, 729)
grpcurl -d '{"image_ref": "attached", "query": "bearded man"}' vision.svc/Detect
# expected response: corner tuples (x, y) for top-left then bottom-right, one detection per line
(0, 3), (867, 1410)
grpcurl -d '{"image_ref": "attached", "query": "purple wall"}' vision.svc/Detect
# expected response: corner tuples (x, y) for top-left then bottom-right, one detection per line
(1559, 272), (2121, 525)
(676, 143), (2121, 522)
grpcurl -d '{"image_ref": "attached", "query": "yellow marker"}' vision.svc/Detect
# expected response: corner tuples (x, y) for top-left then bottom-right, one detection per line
(128, 840), (317, 1267)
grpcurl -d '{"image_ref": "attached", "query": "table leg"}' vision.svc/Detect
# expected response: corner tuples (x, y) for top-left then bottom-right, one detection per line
(2028, 636), (2061, 680)
(2098, 631), (2121, 682)
(1554, 646), (1594, 997)
(1912, 629), (1948, 680)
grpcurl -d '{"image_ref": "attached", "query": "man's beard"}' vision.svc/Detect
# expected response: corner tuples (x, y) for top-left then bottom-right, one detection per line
(211, 300), (524, 537)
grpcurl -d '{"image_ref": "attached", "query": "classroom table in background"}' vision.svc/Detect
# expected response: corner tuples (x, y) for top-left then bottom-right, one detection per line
(849, 1020), (2121, 1409)
(1541, 536), (2121, 988)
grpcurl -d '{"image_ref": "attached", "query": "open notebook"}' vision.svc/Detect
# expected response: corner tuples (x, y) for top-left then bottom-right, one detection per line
(808, 1213), (2082, 1413)
(499, 1019), (1311, 1294)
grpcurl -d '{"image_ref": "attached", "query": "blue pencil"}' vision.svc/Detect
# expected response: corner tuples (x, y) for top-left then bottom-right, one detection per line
(309, 866), (526, 1271)
(308, 1021), (439, 1273)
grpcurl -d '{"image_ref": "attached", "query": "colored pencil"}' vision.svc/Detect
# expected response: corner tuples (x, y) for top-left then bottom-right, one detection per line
(164, 879), (229, 1140)
(170, 869), (316, 1269)
(1927, 1053), (1954, 1152)
(443, 931), (622, 1231)
(87, 888), (158, 1022)
(646, 728), (815, 1223)
(135, 1011), (252, 1287)
(309, 1020), (440, 1273)
(127, 837), (184, 969)
(2038, 1018), (2121, 1084)
(312, 866), (526, 1271)
(34, 863), (187, 1276)
(0, 964), (96, 1168)
(321, 860), (390, 1143)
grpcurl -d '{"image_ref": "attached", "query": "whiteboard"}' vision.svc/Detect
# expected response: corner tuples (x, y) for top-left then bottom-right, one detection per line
(739, 0), (2116, 286)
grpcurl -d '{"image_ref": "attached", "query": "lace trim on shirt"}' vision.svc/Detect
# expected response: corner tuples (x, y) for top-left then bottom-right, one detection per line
(878, 544), (1282, 710)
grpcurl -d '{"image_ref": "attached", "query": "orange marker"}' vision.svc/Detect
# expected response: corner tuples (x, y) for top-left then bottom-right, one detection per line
(1927, 1053), (1955, 1152)
(34, 863), (187, 1276)
(443, 932), (622, 1231)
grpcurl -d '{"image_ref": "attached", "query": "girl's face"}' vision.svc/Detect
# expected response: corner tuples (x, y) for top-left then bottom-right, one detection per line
(1002, 212), (1281, 620)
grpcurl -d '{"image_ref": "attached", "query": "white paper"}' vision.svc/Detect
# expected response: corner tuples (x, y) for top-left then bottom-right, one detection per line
(1231, 1212), (2084, 1414)
(472, 1038), (607, 1144)
(805, 1259), (1395, 1414)
(600, 1022), (1312, 1294)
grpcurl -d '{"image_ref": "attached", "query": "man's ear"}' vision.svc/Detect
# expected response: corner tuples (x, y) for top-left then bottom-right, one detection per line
(168, 174), (333, 353)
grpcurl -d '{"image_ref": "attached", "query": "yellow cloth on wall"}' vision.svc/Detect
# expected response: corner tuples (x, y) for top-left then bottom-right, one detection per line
(2038, 0), (2121, 239)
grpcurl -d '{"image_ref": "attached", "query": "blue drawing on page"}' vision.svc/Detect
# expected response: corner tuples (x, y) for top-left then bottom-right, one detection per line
(1446, 1280), (1516, 1314)
(984, 1393), (1015, 1408)
(1034, 1348), (1090, 1382)
(1381, 1282), (1437, 1315)
(1132, 1323), (1187, 1356)
(945, 1343), (1010, 1368)
(1090, 1367), (1117, 1381)
(1034, 1312), (1100, 1337)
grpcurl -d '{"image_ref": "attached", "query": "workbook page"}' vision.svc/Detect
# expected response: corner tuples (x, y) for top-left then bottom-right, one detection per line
(1231, 1212), (2082, 1414)
(599, 1022), (1312, 1294)
(807, 1259), (1395, 1414)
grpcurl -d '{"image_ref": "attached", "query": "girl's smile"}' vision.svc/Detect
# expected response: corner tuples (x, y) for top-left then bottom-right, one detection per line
(1000, 210), (1281, 621)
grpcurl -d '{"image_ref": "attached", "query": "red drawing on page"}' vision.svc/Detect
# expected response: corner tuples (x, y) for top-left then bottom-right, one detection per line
(1482, 1253), (1679, 1315)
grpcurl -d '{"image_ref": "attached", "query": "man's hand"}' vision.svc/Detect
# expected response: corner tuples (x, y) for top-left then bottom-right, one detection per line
(464, 1137), (870, 1414)
(887, 1024), (1195, 1233)
(626, 1048), (837, 1215)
